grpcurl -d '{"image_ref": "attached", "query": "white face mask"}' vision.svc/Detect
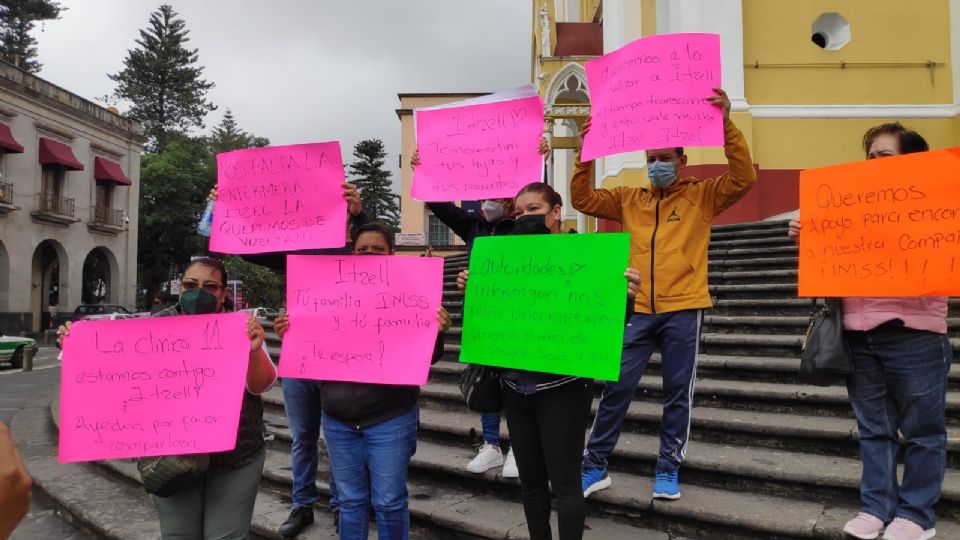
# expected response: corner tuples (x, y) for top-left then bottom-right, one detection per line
(481, 200), (505, 221)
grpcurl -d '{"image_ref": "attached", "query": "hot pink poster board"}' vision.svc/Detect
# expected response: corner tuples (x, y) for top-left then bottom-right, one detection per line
(279, 255), (443, 385)
(58, 312), (250, 463)
(582, 33), (723, 161)
(210, 142), (348, 254)
(413, 95), (544, 202)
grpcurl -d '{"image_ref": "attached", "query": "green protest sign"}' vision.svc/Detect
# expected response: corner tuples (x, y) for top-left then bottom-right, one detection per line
(459, 233), (630, 381)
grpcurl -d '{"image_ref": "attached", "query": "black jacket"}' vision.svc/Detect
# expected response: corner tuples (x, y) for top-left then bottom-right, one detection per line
(426, 202), (513, 252)
(321, 333), (445, 428)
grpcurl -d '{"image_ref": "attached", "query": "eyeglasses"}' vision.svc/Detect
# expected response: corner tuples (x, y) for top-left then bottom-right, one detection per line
(180, 280), (223, 294)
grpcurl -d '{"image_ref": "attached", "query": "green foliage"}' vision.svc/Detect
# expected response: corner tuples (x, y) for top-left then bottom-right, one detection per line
(0, 0), (62, 72)
(348, 139), (400, 230)
(222, 256), (283, 309)
(108, 4), (215, 150)
(207, 109), (269, 155)
(137, 133), (213, 302)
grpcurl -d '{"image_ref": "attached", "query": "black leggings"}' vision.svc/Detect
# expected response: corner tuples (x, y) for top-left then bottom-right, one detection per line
(502, 379), (593, 540)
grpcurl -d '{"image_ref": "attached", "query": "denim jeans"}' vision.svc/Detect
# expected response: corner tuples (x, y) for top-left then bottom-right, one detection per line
(283, 378), (339, 510)
(846, 324), (952, 530)
(481, 413), (500, 445)
(584, 310), (703, 472)
(322, 406), (419, 540)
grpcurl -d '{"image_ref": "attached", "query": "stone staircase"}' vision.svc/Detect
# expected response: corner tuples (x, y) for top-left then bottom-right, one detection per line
(20, 219), (960, 539)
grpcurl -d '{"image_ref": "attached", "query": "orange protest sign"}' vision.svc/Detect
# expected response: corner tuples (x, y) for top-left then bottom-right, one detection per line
(798, 147), (960, 297)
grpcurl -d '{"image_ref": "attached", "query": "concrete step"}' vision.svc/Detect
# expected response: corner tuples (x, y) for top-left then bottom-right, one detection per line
(41, 380), (676, 540)
(413, 371), (960, 462)
(259, 402), (921, 539)
(417, 359), (960, 423)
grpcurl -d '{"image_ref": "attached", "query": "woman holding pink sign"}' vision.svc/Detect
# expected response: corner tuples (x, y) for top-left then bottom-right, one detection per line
(274, 222), (451, 540)
(57, 256), (277, 540)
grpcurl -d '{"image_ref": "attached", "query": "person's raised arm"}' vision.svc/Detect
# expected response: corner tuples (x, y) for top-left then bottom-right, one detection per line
(701, 88), (758, 216)
(570, 117), (624, 222)
(244, 316), (276, 394)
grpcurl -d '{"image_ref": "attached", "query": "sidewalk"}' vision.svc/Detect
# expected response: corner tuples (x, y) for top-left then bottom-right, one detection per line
(1, 367), (91, 539)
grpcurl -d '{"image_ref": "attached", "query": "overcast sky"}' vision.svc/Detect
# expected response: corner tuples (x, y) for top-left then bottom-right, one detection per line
(34, 0), (532, 186)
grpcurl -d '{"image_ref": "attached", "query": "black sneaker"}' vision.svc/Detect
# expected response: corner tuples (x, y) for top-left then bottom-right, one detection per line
(279, 506), (314, 538)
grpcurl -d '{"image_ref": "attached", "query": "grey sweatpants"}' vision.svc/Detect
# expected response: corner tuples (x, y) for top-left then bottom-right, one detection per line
(153, 449), (265, 540)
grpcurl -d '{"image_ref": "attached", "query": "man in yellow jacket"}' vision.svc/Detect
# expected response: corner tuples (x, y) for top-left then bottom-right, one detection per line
(575, 88), (757, 501)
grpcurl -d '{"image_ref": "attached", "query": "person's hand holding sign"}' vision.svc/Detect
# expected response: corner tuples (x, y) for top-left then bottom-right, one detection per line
(625, 268), (641, 301)
(706, 88), (731, 123)
(274, 314), (289, 339)
(247, 316), (265, 352)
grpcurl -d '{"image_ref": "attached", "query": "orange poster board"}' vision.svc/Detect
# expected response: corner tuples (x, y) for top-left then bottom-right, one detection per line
(798, 148), (960, 297)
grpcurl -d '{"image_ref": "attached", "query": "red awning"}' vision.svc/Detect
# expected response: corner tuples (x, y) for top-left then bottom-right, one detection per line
(93, 157), (131, 186)
(39, 137), (84, 171)
(0, 123), (23, 153)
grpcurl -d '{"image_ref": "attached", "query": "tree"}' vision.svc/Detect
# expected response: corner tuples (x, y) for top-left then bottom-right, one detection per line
(207, 109), (269, 155)
(108, 4), (215, 150)
(137, 133), (213, 302)
(349, 139), (400, 230)
(0, 0), (63, 72)
(223, 257), (283, 309)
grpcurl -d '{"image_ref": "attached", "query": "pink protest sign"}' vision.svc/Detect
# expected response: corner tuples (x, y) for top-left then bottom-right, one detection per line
(210, 142), (348, 254)
(58, 312), (251, 463)
(582, 33), (723, 161)
(413, 95), (545, 202)
(279, 255), (443, 385)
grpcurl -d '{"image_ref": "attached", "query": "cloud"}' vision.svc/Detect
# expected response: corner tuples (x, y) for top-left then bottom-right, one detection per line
(34, 0), (532, 189)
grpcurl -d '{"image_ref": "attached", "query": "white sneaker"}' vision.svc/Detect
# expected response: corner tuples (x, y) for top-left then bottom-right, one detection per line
(467, 443), (503, 473)
(502, 448), (519, 478)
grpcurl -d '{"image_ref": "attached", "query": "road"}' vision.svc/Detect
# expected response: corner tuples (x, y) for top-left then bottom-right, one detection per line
(0, 346), (62, 377)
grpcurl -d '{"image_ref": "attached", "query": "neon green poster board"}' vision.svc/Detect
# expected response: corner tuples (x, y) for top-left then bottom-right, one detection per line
(459, 233), (630, 381)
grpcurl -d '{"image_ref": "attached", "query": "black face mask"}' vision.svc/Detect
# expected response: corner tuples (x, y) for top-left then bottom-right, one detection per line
(512, 214), (551, 235)
(180, 289), (220, 315)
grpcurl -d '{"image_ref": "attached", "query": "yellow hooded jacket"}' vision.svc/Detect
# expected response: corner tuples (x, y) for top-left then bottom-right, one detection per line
(571, 120), (758, 314)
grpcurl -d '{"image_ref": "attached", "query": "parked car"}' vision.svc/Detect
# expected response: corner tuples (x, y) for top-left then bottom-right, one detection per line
(53, 304), (132, 328)
(242, 307), (279, 319)
(0, 335), (38, 369)
(81, 312), (138, 321)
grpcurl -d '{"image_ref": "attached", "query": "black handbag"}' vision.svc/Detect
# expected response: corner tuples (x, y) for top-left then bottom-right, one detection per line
(137, 454), (210, 497)
(799, 298), (853, 386)
(458, 363), (503, 413)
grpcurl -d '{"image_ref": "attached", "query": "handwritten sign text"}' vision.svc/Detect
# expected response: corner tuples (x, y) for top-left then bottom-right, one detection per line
(799, 148), (960, 296)
(279, 255), (444, 385)
(582, 33), (723, 161)
(58, 312), (250, 463)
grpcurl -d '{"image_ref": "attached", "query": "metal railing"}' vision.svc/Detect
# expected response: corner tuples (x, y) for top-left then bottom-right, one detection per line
(91, 205), (124, 227)
(0, 182), (12, 204)
(39, 192), (75, 217)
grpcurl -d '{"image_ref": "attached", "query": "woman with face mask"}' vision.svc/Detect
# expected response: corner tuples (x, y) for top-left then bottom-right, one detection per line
(273, 222), (451, 540)
(457, 183), (640, 540)
(57, 256), (277, 540)
(409, 138), (549, 478)
(789, 124), (949, 540)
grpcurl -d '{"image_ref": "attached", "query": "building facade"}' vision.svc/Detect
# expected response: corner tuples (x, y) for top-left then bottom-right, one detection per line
(0, 63), (145, 334)
(535, 0), (960, 231)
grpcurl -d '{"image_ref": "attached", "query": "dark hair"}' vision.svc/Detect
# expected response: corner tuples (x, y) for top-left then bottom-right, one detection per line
(185, 256), (228, 286)
(352, 222), (395, 251)
(675, 147), (684, 158)
(516, 182), (562, 208)
(862, 123), (929, 157)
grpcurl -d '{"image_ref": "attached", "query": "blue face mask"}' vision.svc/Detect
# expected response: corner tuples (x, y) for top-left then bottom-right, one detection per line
(648, 161), (678, 189)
